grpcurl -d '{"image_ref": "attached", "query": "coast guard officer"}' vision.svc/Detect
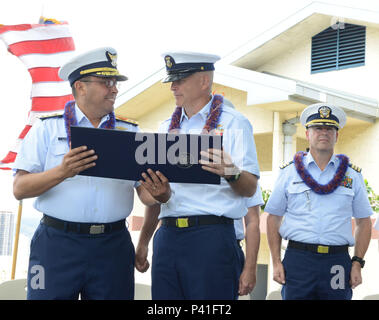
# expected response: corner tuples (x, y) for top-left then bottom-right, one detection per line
(265, 103), (372, 300)
(13, 47), (166, 300)
(136, 51), (260, 300)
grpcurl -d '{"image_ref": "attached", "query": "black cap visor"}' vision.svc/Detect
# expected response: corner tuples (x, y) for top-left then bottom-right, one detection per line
(306, 122), (339, 130)
(162, 71), (196, 83)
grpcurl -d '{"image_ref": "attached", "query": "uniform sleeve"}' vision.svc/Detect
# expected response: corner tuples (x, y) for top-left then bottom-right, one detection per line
(223, 116), (260, 178)
(13, 119), (48, 174)
(264, 168), (289, 216)
(352, 172), (373, 218)
(245, 184), (264, 208)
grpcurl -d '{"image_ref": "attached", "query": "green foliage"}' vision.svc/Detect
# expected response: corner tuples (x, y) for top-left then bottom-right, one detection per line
(261, 189), (272, 211)
(365, 180), (379, 213)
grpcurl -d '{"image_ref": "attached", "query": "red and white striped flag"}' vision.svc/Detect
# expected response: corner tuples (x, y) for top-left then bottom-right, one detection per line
(0, 17), (75, 170)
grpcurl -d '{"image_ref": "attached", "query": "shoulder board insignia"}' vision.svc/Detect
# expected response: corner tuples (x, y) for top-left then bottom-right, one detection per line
(115, 126), (128, 131)
(115, 115), (138, 126)
(349, 163), (362, 173)
(280, 160), (294, 169)
(39, 113), (63, 121)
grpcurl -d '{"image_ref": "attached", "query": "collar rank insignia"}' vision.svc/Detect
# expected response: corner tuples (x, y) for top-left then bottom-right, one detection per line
(318, 106), (331, 118)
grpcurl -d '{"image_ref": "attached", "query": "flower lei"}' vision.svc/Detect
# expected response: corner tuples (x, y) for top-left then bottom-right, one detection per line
(168, 94), (223, 133)
(63, 100), (115, 146)
(294, 151), (349, 195)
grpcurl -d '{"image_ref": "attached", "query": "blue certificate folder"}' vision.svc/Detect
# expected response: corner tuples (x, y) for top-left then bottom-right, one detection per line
(70, 126), (222, 184)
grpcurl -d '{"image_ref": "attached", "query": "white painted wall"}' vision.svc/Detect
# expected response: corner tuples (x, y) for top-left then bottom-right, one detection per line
(257, 25), (379, 101)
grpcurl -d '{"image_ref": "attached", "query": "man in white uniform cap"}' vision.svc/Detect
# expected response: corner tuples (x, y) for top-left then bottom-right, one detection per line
(13, 47), (165, 300)
(266, 103), (372, 300)
(136, 51), (260, 300)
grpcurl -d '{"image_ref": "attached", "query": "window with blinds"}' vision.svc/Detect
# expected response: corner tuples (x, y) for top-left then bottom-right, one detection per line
(311, 23), (366, 73)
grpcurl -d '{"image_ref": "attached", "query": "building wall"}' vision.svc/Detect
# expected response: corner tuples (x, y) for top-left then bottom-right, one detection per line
(257, 25), (379, 101)
(336, 121), (379, 192)
(254, 133), (273, 172)
(136, 98), (174, 132)
(253, 24), (379, 193)
(296, 137), (309, 153)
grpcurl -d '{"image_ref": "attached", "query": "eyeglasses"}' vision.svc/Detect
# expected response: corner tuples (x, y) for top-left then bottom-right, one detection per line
(80, 79), (120, 89)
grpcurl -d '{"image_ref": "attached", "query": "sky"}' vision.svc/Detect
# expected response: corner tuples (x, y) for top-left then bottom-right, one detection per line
(0, 0), (378, 222)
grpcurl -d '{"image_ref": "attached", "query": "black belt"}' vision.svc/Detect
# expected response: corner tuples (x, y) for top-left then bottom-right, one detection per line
(288, 240), (349, 254)
(41, 215), (126, 235)
(161, 215), (234, 228)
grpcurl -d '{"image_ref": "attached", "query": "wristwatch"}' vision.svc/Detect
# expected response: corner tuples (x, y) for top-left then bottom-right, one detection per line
(351, 256), (365, 268)
(225, 167), (241, 183)
(225, 172), (241, 183)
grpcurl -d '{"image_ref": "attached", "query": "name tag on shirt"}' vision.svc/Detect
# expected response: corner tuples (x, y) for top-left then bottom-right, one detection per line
(70, 126), (222, 184)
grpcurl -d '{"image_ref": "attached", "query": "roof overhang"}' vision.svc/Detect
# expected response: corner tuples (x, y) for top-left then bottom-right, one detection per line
(222, 2), (379, 69)
(115, 2), (379, 123)
(291, 80), (379, 123)
(115, 68), (170, 119)
(116, 64), (379, 123)
(216, 64), (379, 123)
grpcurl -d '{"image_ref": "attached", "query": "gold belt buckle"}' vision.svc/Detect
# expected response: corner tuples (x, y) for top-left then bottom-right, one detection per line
(317, 245), (329, 254)
(176, 218), (189, 228)
(90, 225), (105, 234)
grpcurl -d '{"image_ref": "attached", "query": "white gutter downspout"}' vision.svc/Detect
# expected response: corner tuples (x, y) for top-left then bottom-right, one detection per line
(282, 117), (299, 163)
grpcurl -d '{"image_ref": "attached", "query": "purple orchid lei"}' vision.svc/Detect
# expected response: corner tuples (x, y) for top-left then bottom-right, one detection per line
(294, 151), (349, 194)
(63, 100), (115, 146)
(168, 94), (223, 134)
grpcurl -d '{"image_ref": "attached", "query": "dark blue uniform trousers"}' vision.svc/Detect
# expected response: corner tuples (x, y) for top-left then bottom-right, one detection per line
(281, 247), (353, 300)
(27, 222), (135, 300)
(151, 223), (243, 300)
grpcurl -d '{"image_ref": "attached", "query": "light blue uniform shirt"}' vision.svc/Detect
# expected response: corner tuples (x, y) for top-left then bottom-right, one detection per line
(265, 153), (373, 246)
(14, 104), (139, 223)
(158, 97), (260, 219)
(234, 184), (264, 240)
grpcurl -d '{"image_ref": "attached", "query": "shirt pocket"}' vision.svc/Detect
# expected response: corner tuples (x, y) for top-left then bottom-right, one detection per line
(287, 183), (312, 213)
(332, 186), (355, 211)
(45, 140), (68, 170)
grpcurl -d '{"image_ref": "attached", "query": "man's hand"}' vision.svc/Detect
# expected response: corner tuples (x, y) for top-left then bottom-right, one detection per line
(139, 169), (171, 204)
(199, 148), (239, 178)
(238, 268), (256, 296)
(58, 145), (97, 179)
(273, 261), (286, 285)
(350, 262), (362, 289)
(135, 244), (150, 273)
(200, 148), (257, 197)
